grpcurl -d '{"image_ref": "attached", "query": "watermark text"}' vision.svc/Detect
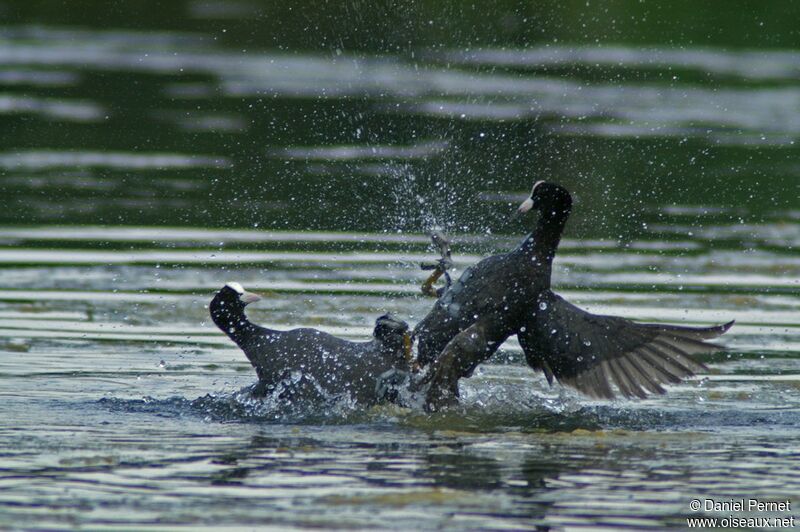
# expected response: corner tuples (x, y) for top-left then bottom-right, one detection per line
(687, 498), (795, 529)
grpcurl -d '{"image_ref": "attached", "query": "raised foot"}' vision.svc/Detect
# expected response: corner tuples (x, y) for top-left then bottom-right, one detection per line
(420, 231), (453, 297)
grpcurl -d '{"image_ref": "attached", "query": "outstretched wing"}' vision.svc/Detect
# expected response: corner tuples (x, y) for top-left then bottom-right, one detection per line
(518, 291), (733, 399)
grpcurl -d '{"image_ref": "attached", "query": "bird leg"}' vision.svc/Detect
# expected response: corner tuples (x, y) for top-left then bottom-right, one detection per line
(419, 267), (446, 297)
(420, 231), (453, 298)
(422, 319), (492, 411)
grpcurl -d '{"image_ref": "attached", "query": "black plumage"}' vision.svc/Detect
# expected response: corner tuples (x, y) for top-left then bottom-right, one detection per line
(415, 182), (732, 409)
(412, 182), (571, 405)
(519, 291), (732, 399)
(210, 282), (411, 405)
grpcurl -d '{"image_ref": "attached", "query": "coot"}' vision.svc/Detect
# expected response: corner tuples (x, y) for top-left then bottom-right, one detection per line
(415, 182), (732, 409)
(210, 282), (412, 405)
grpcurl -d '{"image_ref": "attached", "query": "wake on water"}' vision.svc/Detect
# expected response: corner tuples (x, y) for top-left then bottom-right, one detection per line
(94, 364), (800, 433)
(94, 368), (599, 428)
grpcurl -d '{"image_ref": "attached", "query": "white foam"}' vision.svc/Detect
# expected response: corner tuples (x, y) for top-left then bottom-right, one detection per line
(225, 281), (244, 294)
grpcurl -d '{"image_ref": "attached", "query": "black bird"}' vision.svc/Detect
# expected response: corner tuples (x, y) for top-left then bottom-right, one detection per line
(415, 182), (733, 409)
(210, 282), (412, 405)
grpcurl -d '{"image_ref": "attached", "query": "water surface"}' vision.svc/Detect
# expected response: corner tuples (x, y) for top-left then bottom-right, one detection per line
(1, 2), (799, 530)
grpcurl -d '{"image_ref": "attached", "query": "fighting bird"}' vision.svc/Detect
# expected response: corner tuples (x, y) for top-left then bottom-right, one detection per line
(413, 182), (733, 410)
(210, 282), (412, 405)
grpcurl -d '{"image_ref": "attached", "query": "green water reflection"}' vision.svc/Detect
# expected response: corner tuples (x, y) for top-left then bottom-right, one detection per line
(2, 0), (798, 237)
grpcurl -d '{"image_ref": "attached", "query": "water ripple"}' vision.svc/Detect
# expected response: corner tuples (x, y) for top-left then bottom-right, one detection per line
(0, 151), (231, 171)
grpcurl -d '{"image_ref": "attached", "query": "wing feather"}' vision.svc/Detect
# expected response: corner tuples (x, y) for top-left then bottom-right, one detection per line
(619, 357), (662, 396)
(638, 345), (692, 382)
(518, 291), (732, 399)
(624, 355), (666, 395)
(651, 339), (708, 372)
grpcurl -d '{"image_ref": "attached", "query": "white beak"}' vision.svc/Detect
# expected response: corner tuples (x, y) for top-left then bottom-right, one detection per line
(517, 197), (534, 215)
(240, 290), (261, 305)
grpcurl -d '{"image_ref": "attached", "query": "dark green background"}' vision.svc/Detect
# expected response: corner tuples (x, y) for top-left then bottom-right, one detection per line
(2, 1), (798, 238)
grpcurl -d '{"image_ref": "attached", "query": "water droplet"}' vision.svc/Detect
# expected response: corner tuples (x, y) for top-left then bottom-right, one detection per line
(583, 339), (592, 347)
(550, 328), (557, 335)
(539, 301), (548, 311)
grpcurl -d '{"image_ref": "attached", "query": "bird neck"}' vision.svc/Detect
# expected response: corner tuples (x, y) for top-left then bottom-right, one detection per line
(520, 208), (570, 267)
(210, 300), (259, 347)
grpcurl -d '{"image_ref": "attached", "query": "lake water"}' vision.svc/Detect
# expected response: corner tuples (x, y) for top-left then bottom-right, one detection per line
(1, 2), (799, 530)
